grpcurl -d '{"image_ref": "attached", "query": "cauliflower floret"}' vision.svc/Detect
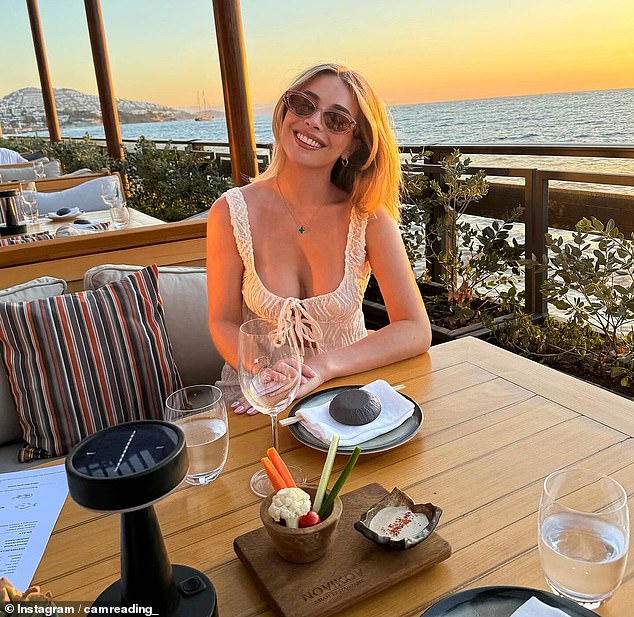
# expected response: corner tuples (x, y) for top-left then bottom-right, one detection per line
(268, 487), (311, 528)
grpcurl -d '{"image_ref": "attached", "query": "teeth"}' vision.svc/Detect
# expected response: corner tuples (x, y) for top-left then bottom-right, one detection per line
(296, 132), (322, 148)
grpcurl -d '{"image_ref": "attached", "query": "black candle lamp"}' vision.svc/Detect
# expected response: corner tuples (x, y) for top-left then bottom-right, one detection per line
(66, 420), (218, 617)
(0, 189), (27, 236)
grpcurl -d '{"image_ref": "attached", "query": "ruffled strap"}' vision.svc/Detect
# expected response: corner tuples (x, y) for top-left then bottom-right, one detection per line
(345, 208), (369, 276)
(224, 187), (255, 270)
(276, 297), (323, 356)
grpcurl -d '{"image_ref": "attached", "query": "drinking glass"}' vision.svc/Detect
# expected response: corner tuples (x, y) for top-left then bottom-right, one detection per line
(238, 318), (306, 497)
(100, 177), (129, 230)
(20, 181), (39, 224)
(538, 468), (630, 609)
(165, 385), (229, 486)
(33, 160), (45, 179)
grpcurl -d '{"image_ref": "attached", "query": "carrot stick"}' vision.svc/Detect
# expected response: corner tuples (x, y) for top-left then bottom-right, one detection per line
(267, 447), (296, 488)
(261, 457), (286, 492)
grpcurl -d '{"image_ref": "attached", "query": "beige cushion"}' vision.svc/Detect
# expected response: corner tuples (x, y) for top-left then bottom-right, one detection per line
(0, 159), (61, 181)
(84, 264), (224, 386)
(38, 177), (110, 214)
(0, 277), (67, 446)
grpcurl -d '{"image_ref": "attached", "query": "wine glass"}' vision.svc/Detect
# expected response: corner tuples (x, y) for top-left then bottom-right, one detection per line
(538, 468), (629, 609)
(100, 177), (129, 230)
(19, 181), (39, 224)
(238, 317), (306, 497)
(33, 160), (45, 179)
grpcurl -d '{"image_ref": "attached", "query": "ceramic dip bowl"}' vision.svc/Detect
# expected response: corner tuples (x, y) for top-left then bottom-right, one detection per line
(354, 487), (442, 550)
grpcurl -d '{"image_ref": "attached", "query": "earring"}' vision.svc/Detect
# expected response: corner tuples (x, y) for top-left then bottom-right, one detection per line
(341, 156), (349, 167)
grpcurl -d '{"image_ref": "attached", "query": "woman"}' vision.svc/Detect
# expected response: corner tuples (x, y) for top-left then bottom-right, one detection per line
(206, 63), (431, 413)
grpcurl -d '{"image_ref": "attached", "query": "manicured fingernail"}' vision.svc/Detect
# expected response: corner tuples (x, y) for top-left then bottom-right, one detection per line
(231, 401), (240, 407)
(234, 405), (244, 413)
(247, 408), (258, 415)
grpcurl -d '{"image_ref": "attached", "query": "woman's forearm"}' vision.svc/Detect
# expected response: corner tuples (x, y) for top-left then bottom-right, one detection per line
(308, 319), (431, 383)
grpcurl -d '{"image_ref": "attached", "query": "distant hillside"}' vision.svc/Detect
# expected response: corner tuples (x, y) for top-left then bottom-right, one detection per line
(0, 87), (203, 131)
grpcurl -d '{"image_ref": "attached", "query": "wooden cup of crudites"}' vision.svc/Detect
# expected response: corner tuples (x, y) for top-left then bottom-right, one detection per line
(260, 485), (343, 564)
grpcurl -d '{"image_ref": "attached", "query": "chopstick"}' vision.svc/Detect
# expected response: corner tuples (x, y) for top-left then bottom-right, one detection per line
(279, 384), (406, 427)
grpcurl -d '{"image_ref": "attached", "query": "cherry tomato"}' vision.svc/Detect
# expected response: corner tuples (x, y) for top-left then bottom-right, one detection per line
(298, 511), (321, 528)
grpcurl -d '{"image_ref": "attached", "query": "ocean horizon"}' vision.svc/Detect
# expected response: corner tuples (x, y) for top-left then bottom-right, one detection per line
(22, 87), (634, 190)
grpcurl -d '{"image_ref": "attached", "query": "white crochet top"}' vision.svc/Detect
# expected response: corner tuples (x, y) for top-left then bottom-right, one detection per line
(215, 186), (371, 401)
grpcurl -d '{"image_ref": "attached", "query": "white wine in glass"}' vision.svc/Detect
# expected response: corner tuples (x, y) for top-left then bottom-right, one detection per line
(238, 318), (306, 497)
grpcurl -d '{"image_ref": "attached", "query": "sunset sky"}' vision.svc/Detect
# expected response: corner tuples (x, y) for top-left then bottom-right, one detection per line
(1, 0), (633, 109)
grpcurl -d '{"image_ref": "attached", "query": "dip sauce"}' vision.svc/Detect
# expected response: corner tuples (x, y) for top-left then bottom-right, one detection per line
(368, 506), (429, 540)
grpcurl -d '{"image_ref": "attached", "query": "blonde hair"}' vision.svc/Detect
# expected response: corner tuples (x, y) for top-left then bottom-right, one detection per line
(259, 63), (402, 219)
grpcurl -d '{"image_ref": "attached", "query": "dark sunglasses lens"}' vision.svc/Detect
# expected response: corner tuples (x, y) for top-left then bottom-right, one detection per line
(324, 112), (354, 133)
(286, 93), (316, 117)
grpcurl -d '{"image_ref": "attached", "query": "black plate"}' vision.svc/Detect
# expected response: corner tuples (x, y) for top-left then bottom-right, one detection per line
(421, 586), (599, 616)
(286, 385), (423, 454)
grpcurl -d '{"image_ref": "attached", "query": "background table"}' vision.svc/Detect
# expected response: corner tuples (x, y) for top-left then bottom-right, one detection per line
(31, 337), (634, 616)
(27, 208), (165, 235)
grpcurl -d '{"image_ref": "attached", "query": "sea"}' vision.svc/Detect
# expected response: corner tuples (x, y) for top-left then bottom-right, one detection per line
(52, 87), (634, 188)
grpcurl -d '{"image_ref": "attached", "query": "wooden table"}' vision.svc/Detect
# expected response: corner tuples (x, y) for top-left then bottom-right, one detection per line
(32, 337), (634, 615)
(25, 208), (165, 235)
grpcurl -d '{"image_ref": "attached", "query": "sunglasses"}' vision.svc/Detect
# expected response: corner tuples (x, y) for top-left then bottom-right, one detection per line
(283, 90), (357, 135)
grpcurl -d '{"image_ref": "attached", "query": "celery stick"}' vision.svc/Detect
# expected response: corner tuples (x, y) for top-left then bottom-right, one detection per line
(313, 434), (339, 513)
(317, 446), (361, 519)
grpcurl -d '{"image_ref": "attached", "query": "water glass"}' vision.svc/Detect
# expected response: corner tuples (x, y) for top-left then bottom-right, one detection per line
(20, 181), (39, 224)
(538, 468), (630, 609)
(165, 385), (229, 486)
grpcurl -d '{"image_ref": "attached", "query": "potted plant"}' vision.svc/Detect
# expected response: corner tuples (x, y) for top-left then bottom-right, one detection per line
(363, 150), (526, 343)
(490, 217), (634, 398)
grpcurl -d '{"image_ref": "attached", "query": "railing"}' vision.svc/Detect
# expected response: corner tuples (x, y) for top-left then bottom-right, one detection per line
(412, 161), (634, 315)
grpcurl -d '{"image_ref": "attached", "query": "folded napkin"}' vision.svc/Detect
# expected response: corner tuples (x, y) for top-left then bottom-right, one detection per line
(510, 597), (570, 616)
(47, 207), (83, 220)
(295, 380), (415, 446)
(55, 222), (111, 237)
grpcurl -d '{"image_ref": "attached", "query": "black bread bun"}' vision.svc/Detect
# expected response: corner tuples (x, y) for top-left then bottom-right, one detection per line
(328, 389), (381, 426)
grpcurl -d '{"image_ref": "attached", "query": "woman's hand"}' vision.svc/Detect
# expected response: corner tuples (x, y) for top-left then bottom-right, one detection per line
(230, 362), (322, 415)
(295, 364), (323, 399)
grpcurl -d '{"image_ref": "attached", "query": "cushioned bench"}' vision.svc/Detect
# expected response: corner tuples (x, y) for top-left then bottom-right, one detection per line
(0, 264), (223, 472)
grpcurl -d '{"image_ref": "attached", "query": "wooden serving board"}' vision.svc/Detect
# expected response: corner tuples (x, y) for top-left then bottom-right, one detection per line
(233, 483), (451, 617)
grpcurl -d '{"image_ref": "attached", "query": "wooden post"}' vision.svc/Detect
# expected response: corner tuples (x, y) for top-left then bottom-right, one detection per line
(84, 0), (124, 161)
(26, 0), (61, 142)
(526, 170), (548, 315)
(212, 0), (258, 185)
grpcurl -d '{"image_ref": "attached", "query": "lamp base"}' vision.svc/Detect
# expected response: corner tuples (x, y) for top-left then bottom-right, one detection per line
(0, 224), (27, 237)
(93, 564), (218, 617)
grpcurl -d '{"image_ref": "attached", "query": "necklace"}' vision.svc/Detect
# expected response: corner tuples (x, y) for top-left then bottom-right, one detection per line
(276, 178), (325, 234)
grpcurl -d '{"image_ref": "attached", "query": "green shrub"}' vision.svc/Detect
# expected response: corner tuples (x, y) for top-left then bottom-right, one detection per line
(491, 217), (634, 396)
(0, 136), (233, 222)
(115, 138), (233, 221)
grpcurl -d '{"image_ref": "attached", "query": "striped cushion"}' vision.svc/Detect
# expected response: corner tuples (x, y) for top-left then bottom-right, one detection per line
(0, 265), (183, 462)
(0, 232), (55, 247)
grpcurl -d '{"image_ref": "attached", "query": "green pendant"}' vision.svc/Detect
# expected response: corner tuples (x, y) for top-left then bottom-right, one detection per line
(298, 226), (305, 234)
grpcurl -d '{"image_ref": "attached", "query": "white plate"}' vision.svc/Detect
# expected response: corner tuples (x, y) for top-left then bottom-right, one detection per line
(47, 207), (84, 220)
(286, 385), (423, 454)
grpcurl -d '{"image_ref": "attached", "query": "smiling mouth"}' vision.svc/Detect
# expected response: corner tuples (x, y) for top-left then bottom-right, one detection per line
(295, 131), (323, 149)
